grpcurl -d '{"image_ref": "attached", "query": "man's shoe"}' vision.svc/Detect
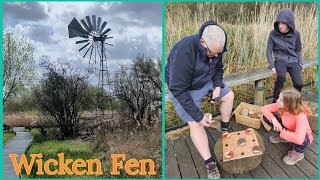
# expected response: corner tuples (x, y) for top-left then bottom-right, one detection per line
(269, 134), (288, 143)
(206, 161), (220, 179)
(283, 150), (304, 165)
(220, 126), (230, 134)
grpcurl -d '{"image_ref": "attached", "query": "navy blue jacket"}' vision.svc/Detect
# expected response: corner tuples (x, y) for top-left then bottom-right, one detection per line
(165, 20), (228, 122)
(266, 8), (303, 69)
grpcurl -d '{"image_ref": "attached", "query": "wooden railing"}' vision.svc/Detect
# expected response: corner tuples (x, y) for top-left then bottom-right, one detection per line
(165, 57), (318, 106)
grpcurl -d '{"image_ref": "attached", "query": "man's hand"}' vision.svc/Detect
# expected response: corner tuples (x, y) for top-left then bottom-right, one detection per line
(271, 68), (277, 76)
(272, 118), (283, 132)
(211, 87), (221, 101)
(199, 115), (214, 127)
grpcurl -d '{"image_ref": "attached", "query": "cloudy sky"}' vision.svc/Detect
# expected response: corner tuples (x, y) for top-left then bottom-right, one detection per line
(3, 2), (162, 83)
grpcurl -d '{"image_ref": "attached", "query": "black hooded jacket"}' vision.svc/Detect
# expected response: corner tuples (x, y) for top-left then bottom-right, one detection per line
(266, 8), (303, 69)
(165, 20), (228, 122)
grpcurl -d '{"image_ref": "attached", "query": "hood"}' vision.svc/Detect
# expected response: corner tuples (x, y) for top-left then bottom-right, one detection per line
(197, 20), (228, 53)
(274, 8), (295, 33)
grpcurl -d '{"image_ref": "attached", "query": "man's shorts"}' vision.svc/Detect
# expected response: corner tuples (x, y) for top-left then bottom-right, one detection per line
(168, 81), (231, 122)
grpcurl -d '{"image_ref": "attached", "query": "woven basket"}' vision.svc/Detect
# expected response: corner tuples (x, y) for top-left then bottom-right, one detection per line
(304, 101), (318, 132)
(234, 102), (262, 129)
(308, 114), (318, 132)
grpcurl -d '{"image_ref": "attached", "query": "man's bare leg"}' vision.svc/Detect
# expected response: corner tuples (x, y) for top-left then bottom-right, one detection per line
(188, 121), (211, 160)
(220, 91), (234, 123)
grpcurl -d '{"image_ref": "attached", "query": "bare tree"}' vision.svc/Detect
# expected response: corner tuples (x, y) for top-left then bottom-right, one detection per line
(34, 59), (89, 138)
(113, 56), (161, 127)
(3, 30), (36, 104)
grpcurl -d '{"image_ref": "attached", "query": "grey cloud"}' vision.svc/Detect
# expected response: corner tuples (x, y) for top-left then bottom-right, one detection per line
(27, 25), (53, 43)
(107, 35), (161, 59)
(3, 2), (48, 22)
(82, 2), (162, 28)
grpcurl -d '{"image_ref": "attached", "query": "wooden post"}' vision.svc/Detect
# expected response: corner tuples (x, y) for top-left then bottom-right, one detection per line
(254, 80), (264, 106)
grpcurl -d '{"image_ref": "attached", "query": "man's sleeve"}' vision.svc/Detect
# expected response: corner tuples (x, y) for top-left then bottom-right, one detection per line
(266, 33), (274, 69)
(168, 47), (204, 122)
(212, 55), (225, 88)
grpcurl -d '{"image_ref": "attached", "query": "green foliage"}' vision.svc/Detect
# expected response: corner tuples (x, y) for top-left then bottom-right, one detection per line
(83, 85), (117, 111)
(3, 30), (36, 105)
(4, 89), (37, 113)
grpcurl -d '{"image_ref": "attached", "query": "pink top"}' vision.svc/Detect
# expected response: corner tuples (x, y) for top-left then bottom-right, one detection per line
(260, 103), (313, 145)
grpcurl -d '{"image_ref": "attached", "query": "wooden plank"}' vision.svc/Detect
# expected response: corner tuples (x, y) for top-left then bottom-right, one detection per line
(165, 139), (181, 178)
(259, 126), (318, 168)
(254, 80), (264, 106)
(308, 142), (318, 154)
(173, 135), (198, 178)
(260, 153), (289, 178)
(249, 165), (271, 178)
(184, 133), (207, 178)
(312, 132), (318, 144)
(257, 129), (308, 178)
(258, 126), (314, 178)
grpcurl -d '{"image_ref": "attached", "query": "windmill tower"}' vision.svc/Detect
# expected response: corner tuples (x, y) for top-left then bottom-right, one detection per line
(68, 15), (114, 119)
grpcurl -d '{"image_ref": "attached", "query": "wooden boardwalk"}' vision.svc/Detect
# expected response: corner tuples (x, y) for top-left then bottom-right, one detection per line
(166, 91), (318, 178)
(3, 127), (33, 178)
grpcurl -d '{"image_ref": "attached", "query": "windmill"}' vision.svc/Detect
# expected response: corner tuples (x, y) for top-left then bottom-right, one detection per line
(68, 15), (114, 119)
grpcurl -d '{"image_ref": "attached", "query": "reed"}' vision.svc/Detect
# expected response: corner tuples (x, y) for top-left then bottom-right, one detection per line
(165, 2), (318, 128)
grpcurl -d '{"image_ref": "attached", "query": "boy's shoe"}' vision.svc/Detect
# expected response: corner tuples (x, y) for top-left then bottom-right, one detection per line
(206, 161), (220, 179)
(269, 134), (288, 143)
(283, 150), (304, 165)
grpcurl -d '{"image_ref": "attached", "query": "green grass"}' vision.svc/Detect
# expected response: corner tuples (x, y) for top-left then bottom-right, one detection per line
(3, 131), (15, 144)
(21, 128), (105, 178)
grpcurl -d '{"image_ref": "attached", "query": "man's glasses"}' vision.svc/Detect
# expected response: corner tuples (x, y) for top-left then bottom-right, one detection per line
(204, 40), (221, 56)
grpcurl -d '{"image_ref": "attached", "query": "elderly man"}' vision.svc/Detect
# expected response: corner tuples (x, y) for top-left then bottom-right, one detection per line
(165, 20), (234, 178)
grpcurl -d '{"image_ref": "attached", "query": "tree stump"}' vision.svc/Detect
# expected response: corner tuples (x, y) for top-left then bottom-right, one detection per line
(213, 131), (265, 174)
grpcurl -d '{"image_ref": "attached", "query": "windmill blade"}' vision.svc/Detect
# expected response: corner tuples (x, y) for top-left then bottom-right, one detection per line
(101, 28), (111, 36)
(104, 48), (112, 54)
(89, 44), (94, 63)
(79, 43), (90, 52)
(97, 17), (102, 32)
(83, 44), (93, 58)
(104, 36), (113, 39)
(86, 16), (94, 31)
(80, 19), (91, 32)
(105, 43), (113, 46)
(92, 15), (97, 30)
(68, 17), (88, 38)
(76, 40), (89, 44)
(99, 22), (107, 33)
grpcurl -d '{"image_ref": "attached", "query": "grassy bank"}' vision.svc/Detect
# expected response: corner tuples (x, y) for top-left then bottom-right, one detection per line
(21, 128), (105, 178)
(3, 131), (15, 144)
(165, 2), (318, 128)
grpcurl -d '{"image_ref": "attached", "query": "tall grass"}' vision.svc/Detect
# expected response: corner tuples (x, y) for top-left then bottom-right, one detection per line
(165, 2), (318, 128)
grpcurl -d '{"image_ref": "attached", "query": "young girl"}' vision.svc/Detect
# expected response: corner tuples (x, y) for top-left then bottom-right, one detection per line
(260, 88), (313, 165)
(266, 8), (303, 103)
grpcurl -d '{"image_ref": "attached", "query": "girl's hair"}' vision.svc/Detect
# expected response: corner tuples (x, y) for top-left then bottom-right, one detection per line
(280, 88), (307, 115)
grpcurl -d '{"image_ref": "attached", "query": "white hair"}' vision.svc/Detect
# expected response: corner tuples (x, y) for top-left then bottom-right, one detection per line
(201, 25), (226, 47)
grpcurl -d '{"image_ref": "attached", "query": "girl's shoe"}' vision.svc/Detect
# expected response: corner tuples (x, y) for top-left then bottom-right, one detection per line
(283, 150), (304, 165)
